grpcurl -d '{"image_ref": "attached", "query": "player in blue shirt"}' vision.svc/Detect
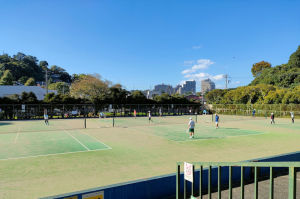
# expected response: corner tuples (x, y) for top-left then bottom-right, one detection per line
(252, 109), (256, 117)
(215, 114), (219, 129)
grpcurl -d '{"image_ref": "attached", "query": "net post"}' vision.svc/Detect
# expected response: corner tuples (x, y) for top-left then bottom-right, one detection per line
(84, 118), (86, 128)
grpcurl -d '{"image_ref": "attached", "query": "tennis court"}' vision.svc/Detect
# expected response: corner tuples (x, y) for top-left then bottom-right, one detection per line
(0, 120), (111, 160)
(0, 115), (270, 160)
(0, 115), (299, 199)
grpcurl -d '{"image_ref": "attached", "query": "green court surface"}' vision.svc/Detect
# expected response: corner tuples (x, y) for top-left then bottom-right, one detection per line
(149, 125), (263, 141)
(0, 115), (299, 199)
(0, 129), (110, 160)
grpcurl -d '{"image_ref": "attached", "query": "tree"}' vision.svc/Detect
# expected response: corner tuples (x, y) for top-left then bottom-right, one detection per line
(39, 61), (49, 71)
(282, 90), (300, 104)
(251, 46), (300, 88)
(18, 76), (29, 84)
(128, 90), (147, 104)
(0, 53), (71, 85)
(251, 61), (271, 77)
(49, 65), (71, 83)
(70, 74), (109, 102)
(24, 77), (35, 86)
(106, 84), (128, 104)
(263, 89), (285, 104)
(0, 70), (13, 85)
(205, 89), (228, 104)
(288, 45), (300, 68)
(20, 92), (38, 103)
(48, 82), (70, 94)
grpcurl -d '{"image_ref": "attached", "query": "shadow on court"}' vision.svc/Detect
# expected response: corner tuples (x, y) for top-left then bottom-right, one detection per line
(0, 122), (12, 126)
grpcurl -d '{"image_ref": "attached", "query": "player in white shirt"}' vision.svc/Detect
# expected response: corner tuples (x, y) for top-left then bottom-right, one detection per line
(188, 118), (195, 138)
(290, 112), (295, 124)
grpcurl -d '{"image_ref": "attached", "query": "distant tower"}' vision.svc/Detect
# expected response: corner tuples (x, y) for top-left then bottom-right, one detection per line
(224, 74), (230, 89)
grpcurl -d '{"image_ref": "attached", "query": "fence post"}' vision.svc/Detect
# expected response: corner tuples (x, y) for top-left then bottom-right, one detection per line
(218, 166), (221, 199)
(192, 165), (195, 197)
(288, 167), (296, 199)
(229, 166), (232, 199)
(176, 164), (180, 199)
(270, 167), (273, 199)
(208, 166), (211, 199)
(241, 166), (244, 199)
(254, 166), (258, 199)
(199, 165), (203, 199)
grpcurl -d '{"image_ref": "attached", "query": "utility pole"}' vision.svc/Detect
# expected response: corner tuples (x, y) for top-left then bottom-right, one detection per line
(45, 68), (48, 94)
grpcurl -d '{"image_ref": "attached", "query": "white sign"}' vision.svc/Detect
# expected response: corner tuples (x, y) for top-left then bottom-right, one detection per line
(184, 162), (193, 182)
(21, 104), (25, 113)
(82, 191), (104, 199)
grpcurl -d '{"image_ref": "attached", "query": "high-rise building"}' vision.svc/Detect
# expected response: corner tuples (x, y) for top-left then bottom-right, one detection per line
(201, 79), (215, 94)
(181, 80), (196, 95)
(147, 81), (196, 98)
(174, 85), (182, 94)
(153, 84), (173, 95)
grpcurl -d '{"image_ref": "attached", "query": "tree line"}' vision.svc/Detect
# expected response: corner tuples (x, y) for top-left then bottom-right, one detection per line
(0, 52), (198, 105)
(0, 74), (196, 105)
(206, 45), (300, 104)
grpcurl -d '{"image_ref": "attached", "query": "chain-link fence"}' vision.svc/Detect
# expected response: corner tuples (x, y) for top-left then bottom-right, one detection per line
(0, 103), (202, 120)
(210, 104), (300, 118)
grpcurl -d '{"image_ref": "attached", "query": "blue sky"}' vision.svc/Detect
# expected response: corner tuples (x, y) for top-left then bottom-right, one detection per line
(0, 0), (299, 91)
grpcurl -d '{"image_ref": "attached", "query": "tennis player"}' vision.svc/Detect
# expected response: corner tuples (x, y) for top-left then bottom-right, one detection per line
(44, 110), (49, 125)
(215, 113), (219, 129)
(148, 111), (152, 123)
(270, 113), (275, 124)
(188, 117), (195, 138)
(290, 112), (295, 124)
(252, 109), (256, 117)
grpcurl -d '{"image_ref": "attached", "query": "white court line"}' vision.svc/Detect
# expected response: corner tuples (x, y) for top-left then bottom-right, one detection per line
(0, 148), (111, 161)
(14, 128), (20, 144)
(64, 130), (90, 151)
(78, 130), (112, 149)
